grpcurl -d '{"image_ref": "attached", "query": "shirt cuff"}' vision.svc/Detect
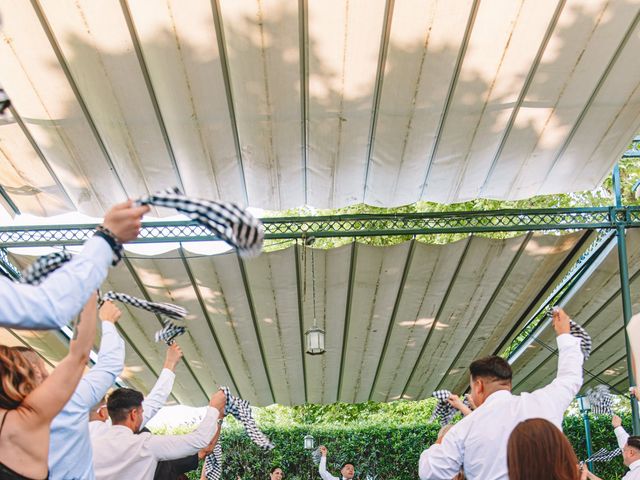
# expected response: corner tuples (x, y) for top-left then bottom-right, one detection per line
(160, 368), (176, 379)
(101, 321), (117, 333)
(81, 235), (114, 270)
(556, 333), (580, 349)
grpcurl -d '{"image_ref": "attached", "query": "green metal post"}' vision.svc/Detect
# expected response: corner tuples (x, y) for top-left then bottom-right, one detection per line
(581, 404), (594, 472)
(613, 165), (640, 434)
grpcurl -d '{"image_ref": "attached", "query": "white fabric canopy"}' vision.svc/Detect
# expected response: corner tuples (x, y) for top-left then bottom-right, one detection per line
(3, 231), (589, 406)
(0, 0), (639, 214)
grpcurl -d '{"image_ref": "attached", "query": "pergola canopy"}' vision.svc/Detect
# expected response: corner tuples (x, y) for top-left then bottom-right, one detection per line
(1, 0), (640, 407)
(1, 0), (640, 215)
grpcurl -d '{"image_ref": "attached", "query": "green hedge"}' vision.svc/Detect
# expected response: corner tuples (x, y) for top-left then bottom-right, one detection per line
(185, 414), (631, 480)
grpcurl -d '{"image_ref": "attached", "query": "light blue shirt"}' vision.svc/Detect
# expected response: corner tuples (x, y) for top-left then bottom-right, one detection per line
(48, 321), (125, 480)
(0, 236), (112, 330)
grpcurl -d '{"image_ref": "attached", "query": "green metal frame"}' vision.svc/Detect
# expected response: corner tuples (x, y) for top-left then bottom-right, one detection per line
(0, 206), (639, 247)
(1, 165), (639, 428)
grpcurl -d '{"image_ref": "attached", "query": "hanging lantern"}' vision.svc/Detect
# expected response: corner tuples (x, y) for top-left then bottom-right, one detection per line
(577, 395), (591, 413)
(305, 323), (325, 355)
(304, 434), (315, 450)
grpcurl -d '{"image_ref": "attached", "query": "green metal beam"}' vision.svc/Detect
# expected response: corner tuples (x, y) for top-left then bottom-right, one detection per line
(337, 242), (358, 402)
(1, 206), (640, 248)
(121, 255), (209, 402)
(368, 239), (416, 401)
(293, 243), (309, 403)
(401, 236), (473, 399)
(177, 247), (241, 396)
(613, 165), (640, 434)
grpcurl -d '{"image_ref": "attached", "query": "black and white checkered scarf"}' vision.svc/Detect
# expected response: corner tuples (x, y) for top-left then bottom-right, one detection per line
(99, 291), (188, 345)
(570, 320), (592, 360)
(583, 447), (622, 463)
(430, 390), (470, 426)
(18, 252), (188, 343)
(100, 291), (187, 320)
(585, 385), (614, 416)
(202, 444), (222, 480)
(19, 251), (72, 285)
(136, 188), (264, 258)
(202, 386), (274, 480)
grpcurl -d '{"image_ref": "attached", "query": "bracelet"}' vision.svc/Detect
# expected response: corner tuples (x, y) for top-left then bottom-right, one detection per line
(94, 225), (124, 266)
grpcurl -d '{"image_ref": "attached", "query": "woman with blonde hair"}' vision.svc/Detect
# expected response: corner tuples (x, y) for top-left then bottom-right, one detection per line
(0, 293), (99, 479)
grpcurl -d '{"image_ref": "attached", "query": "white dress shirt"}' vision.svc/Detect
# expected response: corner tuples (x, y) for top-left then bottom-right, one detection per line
(419, 333), (583, 480)
(92, 406), (219, 480)
(88, 367), (176, 435)
(0, 236), (112, 330)
(318, 457), (347, 480)
(614, 426), (640, 479)
(49, 321), (125, 480)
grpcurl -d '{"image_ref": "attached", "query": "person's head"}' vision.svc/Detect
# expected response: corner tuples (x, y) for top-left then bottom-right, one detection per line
(436, 424), (454, 444)
(507, 418), (579, 480)
(269, 466), (284, 480)
(90, 396), (109, 423)
(107, 388), (144, 432)
(11, 346), (49, 385)
(468, 355), (512, 406)
(0, 345), (38, 409)
(623, 436), (640, 467)
(340, 462), (355, 479)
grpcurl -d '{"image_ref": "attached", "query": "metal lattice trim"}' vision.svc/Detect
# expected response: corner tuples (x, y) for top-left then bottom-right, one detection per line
(0, 207), (638, 247)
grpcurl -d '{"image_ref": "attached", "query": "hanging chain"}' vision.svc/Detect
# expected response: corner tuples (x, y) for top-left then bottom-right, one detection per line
(301, 238), (307, 302)
(311, 245), (317, 325)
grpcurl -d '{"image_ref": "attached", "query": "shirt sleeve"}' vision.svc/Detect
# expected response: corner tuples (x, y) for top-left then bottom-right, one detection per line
(529, 333), (583, 424)
(147, 407), (218, 461)
(141, 368), (175, 427)
(0, 236), (112, 330)
(418, 423), (465, 479)
(70, 321), (126, 410)
(318, 457), (339, 480)
(615, 426), (630, 450)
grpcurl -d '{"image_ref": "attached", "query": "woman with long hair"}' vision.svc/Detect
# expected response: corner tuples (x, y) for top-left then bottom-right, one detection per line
(507, 418), (580, 480)
(0, 293), (98, 479)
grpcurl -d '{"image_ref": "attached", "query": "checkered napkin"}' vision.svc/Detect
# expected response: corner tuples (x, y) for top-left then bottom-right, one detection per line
(100, 291), (188, 345)
(430, 390), (469, 426)
(154, 321), (186, 345)
(19, 251), (72, 285)
(570, 320), (592, 360)
(312, 447), (322, 465)
(136, 188), (264, 258)
(585, 385), (614, 416)
(100, 291), (187, 320)
(583, 447), (622, 463)
(202, 443), (222, 480)
(203, 386), (275, 480)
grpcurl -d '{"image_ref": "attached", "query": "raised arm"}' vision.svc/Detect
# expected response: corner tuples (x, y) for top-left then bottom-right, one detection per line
(22, 293), (99, 424)
(448, 394), (472, 416)
(141, 343), (182, 427)
(148, 390), (226, 462)
(530, 308), (583, 424)
(612, 415), (630, 450)
(418, 419), (467, 480)
(318, 446), (339, 480)
(69, 301), (125, 409)
(0, 201), (149, 331)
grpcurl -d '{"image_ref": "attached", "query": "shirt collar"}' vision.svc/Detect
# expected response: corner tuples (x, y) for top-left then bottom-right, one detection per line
(481, 389), (511, 407)
(629, 459), (640, 470)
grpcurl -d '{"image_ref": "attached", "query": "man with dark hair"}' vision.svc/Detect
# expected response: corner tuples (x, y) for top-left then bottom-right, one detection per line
(91, 386), (226, 479)
(419, 307), (583, 480)
(318, 445), (355, 480)
(89, 343), (183, 440)
(582, 415), (640, 479)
